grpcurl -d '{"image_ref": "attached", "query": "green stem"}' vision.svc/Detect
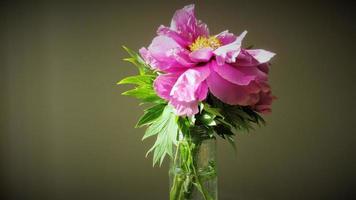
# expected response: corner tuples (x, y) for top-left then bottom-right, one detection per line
(188, 142), (213, 200)
(170, 174), (184, 200)
(170, 142), (184, 200)
(169, 138), (216, 200)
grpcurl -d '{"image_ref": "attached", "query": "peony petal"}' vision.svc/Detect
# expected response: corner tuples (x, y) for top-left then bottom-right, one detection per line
(170, 48), (196, 69)
(216, 30), (237, 45)
(254, 91), (275, 114)
(246, 49), (276, 64)
(170, 65), (210, 102)
(234, 49), (259, 67)
(169, 99), (199, 117)
(148, 35), (181, 58)
(257, 63), (270, 74)
(214, 30), (247, 65)
(189, 48), (213, 62)
(196, 81), (209, 101)
(170, 4), (209, 43)
(153, 73), (180, 100)
(170, 80), (209, 116)
(236, 49), (275, 67)
(145, 35), (195, 72)
(211, 61), (267, 85)
(206, 66), (260, 106)
(139, 47), (158, 70)
(258, 81), (271, 92)
(157, 25), (190, 47)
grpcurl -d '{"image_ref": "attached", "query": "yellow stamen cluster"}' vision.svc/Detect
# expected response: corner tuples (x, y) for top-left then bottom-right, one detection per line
(189, 36), (222, 52)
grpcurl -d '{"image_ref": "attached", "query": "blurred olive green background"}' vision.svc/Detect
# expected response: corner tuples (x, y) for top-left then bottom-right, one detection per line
(1, 0), (355, 199)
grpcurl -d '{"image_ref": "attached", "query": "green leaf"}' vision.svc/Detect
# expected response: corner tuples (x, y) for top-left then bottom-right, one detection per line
(213, 124), (234, 139)
(188, 115), (196, 125)
(227, 136), (237, 153)
(202, 103), (224, 118)
(143, 105), (179, 166)
(122, 46), (151, 75)
(119, 47), (162, 103)
(242, 107), (266, 126)
(122, 86), (162, 103)
(117, 75), (155, 86)
(177, 117), (191, 137)
(256, 114), (266, 126)
(215, 118), (233, 129)
(197, 112), (216, 127)
(136, 103), (166, 128)
(207, 94), (265, 133)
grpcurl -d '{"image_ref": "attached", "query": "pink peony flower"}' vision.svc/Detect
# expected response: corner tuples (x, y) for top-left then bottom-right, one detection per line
(140, 4), (276, 116)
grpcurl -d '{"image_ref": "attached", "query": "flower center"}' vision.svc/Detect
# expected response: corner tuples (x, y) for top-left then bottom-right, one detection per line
(189, 36), (221, 52)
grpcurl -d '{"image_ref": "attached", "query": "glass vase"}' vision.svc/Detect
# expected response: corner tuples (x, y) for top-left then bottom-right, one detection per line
(169, 133), (217, 200)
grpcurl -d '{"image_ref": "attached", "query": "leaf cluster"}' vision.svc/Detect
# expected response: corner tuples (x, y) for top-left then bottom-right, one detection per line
(118, 47), (178, 166)
(191, 94), (266, 150)
(118, 46), (163, 103)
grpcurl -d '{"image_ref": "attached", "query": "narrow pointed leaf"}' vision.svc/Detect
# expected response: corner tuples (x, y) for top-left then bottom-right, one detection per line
(136, 103), (166, 128)
(117, 75), (155, 85)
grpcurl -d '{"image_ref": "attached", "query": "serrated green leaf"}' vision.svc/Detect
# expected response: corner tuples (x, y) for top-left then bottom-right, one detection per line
(207, 96), (265, 133)
(122, 87), (161, 103)
(122, 46), (142, 59)
(202, 103), (224, 118)
(198, 112), (216, 126)
(142, 105), (172, 140)
(215, 118), (233, 129)
(227, 136), (237, 152)
(122, 46), (151, 75)
(235, 109), (254, 121)
(199, 102), (204, 113)
(242, 107), (266, 126)
(143, 105), (179, 166)
(177, 117), (191, 137)
(136, 103), (166, 128)
(214, 124), (235, 139)
(117, 75), (155, 86)
(256, 114), (266, 126)
(205, 126), (215, 138)
(188, 115), (196, 125)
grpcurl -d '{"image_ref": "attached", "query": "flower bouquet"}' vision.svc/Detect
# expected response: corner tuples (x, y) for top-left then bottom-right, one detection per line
(118, 4), (275, 200)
